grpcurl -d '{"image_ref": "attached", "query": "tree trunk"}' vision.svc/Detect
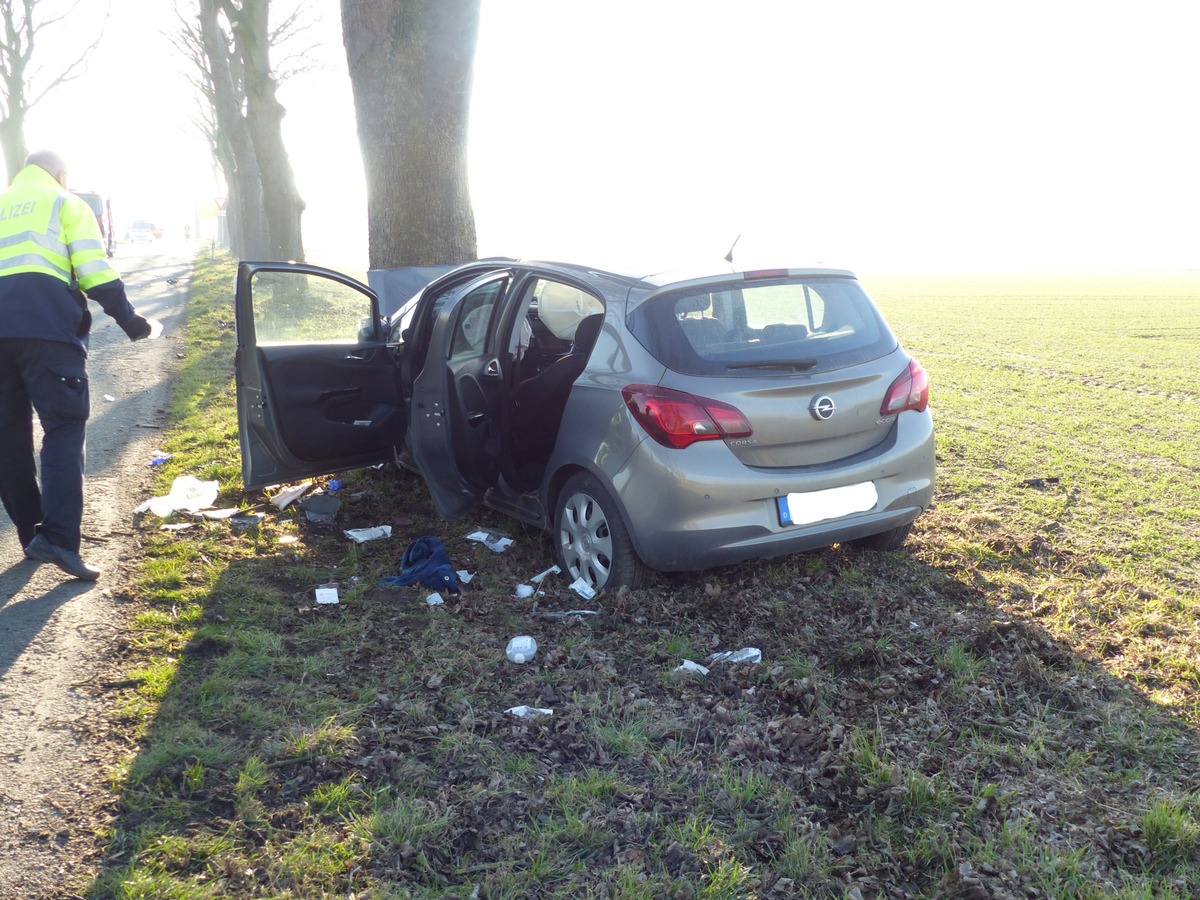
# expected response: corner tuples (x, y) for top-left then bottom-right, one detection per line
(340, 0), (480, 268)
(198, 0), (267, 258)
(0, 111), (27, 183)
(234, 0), (305, 262)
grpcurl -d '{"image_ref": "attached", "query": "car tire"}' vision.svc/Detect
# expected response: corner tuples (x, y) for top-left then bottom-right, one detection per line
(848, 522), (913, 552)
(554, 472), (653, 592)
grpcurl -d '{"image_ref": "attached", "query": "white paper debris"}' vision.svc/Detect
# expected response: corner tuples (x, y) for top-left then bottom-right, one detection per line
(271, 482), (313, 510)
(513, 583), (535, 598)
(315, 584), (339, 605)
(135, 475), (220, 517)
(541, 609), (600, 620)
(456, 570), (475, 584)
(569, 577), (596, 600)
(425, 593), (444, 606)
(530, 565), (561, 584)
(506, 705), (553, 718)
(709, 647), (762, 664)
(200, 507), (245, 520)
(344, 525), (392, 543)
(466, 530), (513, 552)
(674, 660), (709, 676)
(104, 394), (115, 402)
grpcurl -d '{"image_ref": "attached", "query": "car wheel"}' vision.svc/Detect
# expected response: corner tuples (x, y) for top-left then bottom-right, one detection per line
(848, 522), (913, 552)
(554, 472), (652, 592)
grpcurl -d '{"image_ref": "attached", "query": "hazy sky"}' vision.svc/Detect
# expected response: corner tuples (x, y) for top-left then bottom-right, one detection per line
(24, 0), (1200, 273)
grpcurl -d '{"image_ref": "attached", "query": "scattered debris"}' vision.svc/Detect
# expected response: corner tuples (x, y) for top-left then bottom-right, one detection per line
(328, 479), (342, 492)
(300, 494), (341, 524)
(505, 635), (538, 663)
(673, 659), (709, 676)
(149, 450), (173, 466)
(344, 525), (391, 543)
(506, 705), (552, 718)
(513, 583), (535, 598)
(270, 482), (313, 510)
(531, 564), (561, 584)
(314, 584), (339, 605)
(569, 577), (597, 600)
(466, 529), (513, 553)
(104, 394), (115, 402)
(1021, 476), (1061, 489)
(456, 570), (475, 584)
(708, 647), (762, 664)
(379, 536), (458, 593)
(200, 507), (248, 520)
(425, 592), (444, 606)
(135, 476), (219, 517)
(230, 513), (265, 533)
(541, 609), (599, 620)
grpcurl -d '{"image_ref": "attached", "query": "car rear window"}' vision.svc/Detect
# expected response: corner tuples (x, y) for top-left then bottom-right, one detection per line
(626, 275), (897, 376)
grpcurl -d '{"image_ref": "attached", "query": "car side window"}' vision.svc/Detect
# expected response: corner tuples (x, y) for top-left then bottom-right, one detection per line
(251, 270), (372, 344)
(449, 279), (506, 359)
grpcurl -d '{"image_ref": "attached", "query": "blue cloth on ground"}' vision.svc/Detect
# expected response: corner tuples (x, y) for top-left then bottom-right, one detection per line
(381, 535), (458, 593)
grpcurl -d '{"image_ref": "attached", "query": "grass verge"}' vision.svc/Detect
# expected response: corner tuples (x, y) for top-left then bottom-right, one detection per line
(86, 260), (1200, 898)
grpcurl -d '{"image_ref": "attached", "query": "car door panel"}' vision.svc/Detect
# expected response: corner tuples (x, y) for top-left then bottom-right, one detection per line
(411, 274), (511, 518)
(236, 261), (403, 491)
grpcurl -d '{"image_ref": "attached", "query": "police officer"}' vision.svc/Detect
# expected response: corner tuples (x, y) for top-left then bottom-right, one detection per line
(0, 149), (156, 580)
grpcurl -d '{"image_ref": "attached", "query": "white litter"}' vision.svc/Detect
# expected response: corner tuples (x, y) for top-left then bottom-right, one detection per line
(200, 507), (245, 520)
(542, 609), (599, 619)
(674, 660), (709, 676)
(271, 482), (313, 510)
(569, 577), (596, 600)
(135, 475), (220, 517)
(104, 394), (115, 402)
(425, 593), (444, 606)
(315, 584), (339, 605)
(344, 525), (392, 543)
(513, 583), (535, 598)
(457, 570), (475, 584)
(466, 530), (513, 552)
(709, 647), (762, 664)
(506, 705), (553, 718)
(530, 565), (561, 584)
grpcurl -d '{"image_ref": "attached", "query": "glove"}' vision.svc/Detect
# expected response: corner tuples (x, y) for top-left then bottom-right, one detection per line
(122, 315), (153, 341)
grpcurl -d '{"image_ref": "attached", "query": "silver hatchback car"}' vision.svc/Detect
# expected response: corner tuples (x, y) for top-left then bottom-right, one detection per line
(235, 259), (934, 590)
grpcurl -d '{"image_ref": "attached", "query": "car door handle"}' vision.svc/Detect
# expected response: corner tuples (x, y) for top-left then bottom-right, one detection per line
(319, 386), (361, 401)
(482, 358), (502, 379)
(466, 411), (485, 425)
(344, 352), (368, 361)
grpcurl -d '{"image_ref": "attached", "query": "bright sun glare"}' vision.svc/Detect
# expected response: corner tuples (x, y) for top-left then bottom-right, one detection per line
(22, 0), (1200, 275)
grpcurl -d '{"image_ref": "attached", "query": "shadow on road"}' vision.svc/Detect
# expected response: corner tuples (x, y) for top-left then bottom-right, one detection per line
(0, 562), (94, 679)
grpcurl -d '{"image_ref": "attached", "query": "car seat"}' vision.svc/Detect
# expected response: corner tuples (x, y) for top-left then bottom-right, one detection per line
(512, 313), (605, 460)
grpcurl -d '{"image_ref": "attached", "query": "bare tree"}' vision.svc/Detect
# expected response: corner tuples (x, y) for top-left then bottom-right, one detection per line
(340, 0), (480, 268)
(176, 0), (306, 261)
(0, 0), (107, 181)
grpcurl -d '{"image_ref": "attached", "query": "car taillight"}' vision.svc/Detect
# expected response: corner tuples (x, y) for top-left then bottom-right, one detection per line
(622, 384), (753, 449)
(880, 359), (929, 415)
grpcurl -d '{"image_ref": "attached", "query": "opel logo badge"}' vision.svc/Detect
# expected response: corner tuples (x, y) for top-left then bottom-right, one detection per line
(810, 395), (836, 421)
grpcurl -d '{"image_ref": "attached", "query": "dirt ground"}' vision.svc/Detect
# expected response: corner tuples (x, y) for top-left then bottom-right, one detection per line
(0, 244), (193, 900)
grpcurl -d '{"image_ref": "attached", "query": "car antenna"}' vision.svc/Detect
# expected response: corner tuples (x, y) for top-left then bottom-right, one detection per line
(723, 234), (741, 266)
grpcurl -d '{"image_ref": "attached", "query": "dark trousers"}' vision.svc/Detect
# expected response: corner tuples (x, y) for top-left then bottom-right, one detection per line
(0, 338), (89, 552)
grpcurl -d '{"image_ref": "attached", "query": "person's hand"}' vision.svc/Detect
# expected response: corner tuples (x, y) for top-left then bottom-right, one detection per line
(122, 315), (153, 341)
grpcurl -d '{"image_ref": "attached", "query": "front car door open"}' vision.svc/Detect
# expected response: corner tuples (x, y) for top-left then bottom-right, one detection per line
(235, 261), (404, 490)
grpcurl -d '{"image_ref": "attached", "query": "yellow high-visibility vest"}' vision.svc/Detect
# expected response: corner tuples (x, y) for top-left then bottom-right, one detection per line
(0, 165), (120, 292)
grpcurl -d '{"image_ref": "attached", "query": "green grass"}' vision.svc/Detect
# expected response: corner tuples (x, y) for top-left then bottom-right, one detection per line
(82, 261), (1200, 898)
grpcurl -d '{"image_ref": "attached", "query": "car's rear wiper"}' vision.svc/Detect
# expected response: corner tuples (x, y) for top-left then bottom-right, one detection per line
(726, 358), (819, 371)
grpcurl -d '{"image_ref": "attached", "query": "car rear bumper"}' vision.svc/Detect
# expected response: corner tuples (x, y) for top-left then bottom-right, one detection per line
(610, 410), (935, 572)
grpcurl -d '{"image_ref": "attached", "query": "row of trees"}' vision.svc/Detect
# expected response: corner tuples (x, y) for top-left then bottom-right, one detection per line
(0, 0), (480, 269)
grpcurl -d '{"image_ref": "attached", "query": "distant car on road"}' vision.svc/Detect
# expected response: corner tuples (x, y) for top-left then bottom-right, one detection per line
(128, 220), (155, 243)
(235, 259), (936, 590)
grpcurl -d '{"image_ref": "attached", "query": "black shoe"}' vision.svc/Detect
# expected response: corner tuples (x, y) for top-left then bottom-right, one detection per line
(24, 533), (100, 581)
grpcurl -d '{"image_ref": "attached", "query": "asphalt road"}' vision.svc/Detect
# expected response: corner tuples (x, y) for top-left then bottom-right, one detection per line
(0, 240), (194, 898)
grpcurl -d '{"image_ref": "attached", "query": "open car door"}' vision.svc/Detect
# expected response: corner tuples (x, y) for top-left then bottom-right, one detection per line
(409, 271), (514, 519)
(235, 261), (404, 490)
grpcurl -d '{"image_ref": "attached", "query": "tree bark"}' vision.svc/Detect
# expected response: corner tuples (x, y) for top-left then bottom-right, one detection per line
(229, 0), (305, 262)
(340, 0), (480, 268)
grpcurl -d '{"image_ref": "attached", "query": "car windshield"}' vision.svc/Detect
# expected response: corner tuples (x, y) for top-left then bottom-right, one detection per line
(626, 275), (896, 376)
(77, 193), (103, 217)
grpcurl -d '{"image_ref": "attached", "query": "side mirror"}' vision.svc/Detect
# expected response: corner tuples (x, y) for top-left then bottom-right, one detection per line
(357, 316), (380, 343)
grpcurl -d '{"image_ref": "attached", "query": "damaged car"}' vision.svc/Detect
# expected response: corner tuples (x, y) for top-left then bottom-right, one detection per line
(234, 259), (935, 590)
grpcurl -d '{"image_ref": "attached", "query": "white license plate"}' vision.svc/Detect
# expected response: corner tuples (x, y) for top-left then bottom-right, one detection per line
(776, 482), (878, 526)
